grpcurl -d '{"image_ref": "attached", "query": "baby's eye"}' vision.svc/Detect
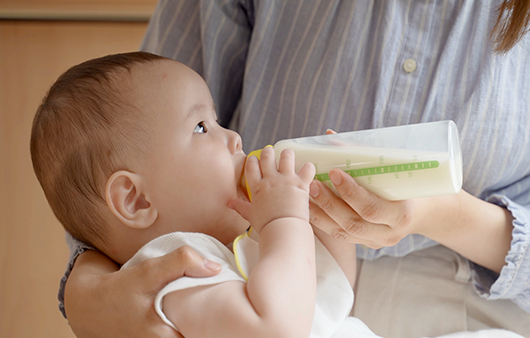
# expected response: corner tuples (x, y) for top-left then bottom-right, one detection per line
(194, 122), (208, 134)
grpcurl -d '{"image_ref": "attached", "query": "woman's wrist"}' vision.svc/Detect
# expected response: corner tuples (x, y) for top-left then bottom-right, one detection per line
(414, 190), (513, 273)
(64, 250), (118, 319)
(412, 192), (461, 239)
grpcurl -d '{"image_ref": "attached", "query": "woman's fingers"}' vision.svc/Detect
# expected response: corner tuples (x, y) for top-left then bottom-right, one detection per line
(308, 199), (352, 241)
(308, 202), (381, 248)
(309, 180), (367, 238)
(309, 169), (414, 247)
(138, 246), (221, 296)
(65, 249), (213, 338)
(329, 169), (413, 229)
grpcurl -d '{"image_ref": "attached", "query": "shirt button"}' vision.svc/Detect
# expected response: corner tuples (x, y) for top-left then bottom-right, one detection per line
(403, 58), (417, 73)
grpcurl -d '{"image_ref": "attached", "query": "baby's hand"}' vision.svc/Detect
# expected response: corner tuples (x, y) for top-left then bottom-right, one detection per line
(229, 147), (315, 233)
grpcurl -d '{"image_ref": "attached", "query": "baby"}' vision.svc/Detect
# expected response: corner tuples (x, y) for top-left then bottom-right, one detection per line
(30, 51), (365, 338)
(30, 52), (522, 338)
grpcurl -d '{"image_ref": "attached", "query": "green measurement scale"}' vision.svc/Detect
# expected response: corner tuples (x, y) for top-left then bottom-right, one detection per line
(314, 160), (440, 181)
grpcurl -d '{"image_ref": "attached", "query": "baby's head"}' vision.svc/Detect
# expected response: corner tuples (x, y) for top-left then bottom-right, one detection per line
(31, 52), (250, 264)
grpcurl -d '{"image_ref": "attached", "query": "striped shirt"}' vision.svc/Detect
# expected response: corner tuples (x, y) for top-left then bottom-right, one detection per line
(141, 0), (530, 311)
(59, 0), (530, 317)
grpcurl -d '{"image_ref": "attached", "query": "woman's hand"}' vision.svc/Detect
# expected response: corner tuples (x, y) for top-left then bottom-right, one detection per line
(65, 247), (221, 338)
(308, 168), (513, 273)
(308, 168), (419, 249)
(309, 129), (421, 248)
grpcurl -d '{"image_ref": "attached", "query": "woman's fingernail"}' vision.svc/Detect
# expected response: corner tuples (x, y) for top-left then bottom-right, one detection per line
(204, 259), (221, 271)
(329, 170), (342, 186)
(309, 181), (320, 198)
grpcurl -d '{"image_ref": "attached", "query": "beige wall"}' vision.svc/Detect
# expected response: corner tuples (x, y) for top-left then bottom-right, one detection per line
(0, 0), (157, 20)
(0, 1), (155, 336)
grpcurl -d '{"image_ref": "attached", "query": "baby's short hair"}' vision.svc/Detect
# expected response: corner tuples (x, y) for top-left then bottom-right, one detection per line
(30, 51), (164, 248)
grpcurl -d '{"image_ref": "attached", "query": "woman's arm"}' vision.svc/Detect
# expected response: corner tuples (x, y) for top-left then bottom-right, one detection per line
(65, 247), (221, 338)
(414, 190), (513, 273)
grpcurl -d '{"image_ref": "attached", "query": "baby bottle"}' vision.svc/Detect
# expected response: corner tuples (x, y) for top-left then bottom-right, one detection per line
(245, 120), (463, 201)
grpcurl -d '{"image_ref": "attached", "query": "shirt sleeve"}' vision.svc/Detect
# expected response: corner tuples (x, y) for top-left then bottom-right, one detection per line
(470, 194), (530, 313)
(58, 231), (94, 319)
(141, 0), (253, 128)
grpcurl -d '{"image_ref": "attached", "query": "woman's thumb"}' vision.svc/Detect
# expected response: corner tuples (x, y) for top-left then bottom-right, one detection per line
(138, 245), (221, 293)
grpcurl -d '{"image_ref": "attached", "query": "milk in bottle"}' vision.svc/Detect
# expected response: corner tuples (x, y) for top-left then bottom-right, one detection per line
(247, 121), (463, 201)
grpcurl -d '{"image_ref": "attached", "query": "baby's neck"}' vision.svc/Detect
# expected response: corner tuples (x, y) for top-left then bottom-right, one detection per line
(105, 222), (168, 265)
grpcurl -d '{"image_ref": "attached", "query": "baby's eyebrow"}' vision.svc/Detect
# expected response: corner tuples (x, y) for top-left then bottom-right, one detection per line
(186, 103), (206, 119)
(186, 103), (217, 119)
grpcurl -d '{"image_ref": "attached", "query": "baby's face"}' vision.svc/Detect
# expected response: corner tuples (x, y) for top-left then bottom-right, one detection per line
(131, 60), (250, 244)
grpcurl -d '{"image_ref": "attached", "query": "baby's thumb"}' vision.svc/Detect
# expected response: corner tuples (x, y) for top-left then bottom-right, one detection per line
(228, 198), (251, 222)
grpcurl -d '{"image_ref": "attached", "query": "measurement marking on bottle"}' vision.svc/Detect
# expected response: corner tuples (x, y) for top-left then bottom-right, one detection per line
(314, 160), (439, 181)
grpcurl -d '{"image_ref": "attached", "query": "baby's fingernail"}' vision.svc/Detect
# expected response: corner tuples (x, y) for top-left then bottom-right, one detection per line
(309, 181), (320, 198)
(204, 259), (221, 271)
(329, 170), (342, 186)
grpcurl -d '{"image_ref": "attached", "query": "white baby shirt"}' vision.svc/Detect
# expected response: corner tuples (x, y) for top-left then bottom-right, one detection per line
(121, 231), (380, 338)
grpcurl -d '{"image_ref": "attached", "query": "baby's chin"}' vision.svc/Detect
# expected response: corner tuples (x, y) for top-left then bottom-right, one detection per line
(222, 220), (251, 246)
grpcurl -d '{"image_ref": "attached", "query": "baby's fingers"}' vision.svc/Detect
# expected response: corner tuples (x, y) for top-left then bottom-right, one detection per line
(244, 155), (262, 189)
(298, 162), (316, 184)
(259, 146), (277, 177)
(278, 149), (295, 174)
(228, 199), (252, 222)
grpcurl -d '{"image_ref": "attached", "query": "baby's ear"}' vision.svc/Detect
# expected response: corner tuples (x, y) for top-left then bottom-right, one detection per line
(105, 171), (157, 229)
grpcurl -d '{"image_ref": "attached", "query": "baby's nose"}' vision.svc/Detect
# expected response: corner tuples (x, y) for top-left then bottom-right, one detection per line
(227, 130), (243, 154)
